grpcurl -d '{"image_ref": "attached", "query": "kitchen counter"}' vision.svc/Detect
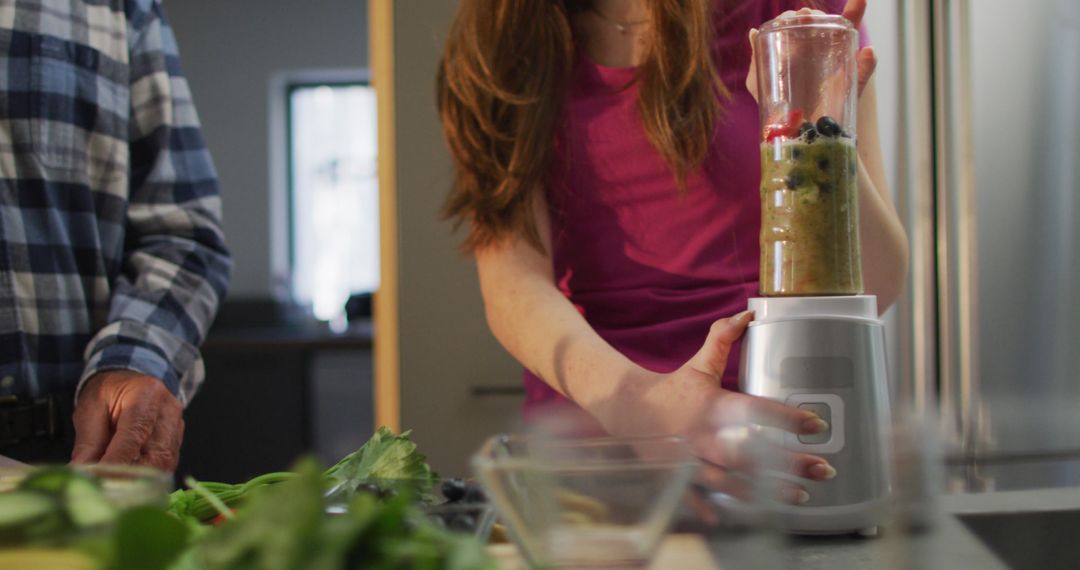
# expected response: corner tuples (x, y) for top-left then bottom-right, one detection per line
(491, 507), (1007, 570)
(701, 511), (1006, 569)
(696, 485), (1080, 569)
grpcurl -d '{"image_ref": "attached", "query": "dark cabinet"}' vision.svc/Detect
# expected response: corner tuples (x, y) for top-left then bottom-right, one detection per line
(177, 325), (373, 484)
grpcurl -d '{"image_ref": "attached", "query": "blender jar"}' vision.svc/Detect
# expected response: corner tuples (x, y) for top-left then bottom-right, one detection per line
(755, 13), (863, 296)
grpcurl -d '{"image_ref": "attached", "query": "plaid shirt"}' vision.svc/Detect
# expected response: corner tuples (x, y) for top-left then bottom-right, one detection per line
(0, 0), (231, 406)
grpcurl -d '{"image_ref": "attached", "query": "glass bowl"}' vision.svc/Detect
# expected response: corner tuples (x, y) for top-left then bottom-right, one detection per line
(472, 434), (698, 568)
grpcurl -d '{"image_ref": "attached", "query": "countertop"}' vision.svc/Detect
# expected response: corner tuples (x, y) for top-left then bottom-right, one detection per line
(701, 511), (1007, 569)
(698, 486), (1080, 568)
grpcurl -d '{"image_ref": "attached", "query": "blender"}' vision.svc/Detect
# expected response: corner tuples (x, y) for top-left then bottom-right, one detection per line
(738, 13), (892, 535)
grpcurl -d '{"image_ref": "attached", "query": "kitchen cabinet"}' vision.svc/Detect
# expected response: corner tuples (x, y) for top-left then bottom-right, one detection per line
(176, 324), (373, 484)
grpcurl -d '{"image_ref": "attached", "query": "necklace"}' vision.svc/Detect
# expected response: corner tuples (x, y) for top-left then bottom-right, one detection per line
(589, 6), (650, 34)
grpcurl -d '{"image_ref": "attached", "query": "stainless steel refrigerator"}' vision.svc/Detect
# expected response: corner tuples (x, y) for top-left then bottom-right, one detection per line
(892, 0), (1080, 491)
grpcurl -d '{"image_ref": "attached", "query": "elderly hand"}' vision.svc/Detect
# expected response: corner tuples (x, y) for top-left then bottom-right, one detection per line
(71, 370), (184, 472)
(745, 0), (878, 103)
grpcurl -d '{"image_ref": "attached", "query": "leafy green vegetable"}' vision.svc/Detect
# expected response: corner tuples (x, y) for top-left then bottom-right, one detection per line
(112, 507), (190, 570)
(195, 459), (326, 570)
(167, 472), (297, 522)
(326, 428), (437, 498)
(2, 427), (487, 570)
(192, 459), (495, 570)
(169, 427), (438, 523)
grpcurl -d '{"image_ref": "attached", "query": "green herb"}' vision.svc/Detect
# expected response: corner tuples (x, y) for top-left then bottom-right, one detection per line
(112, 507), (189, 570)
(168, 427), (437, 523)
(168, 474), (293, 523)
(195, 459), (327, 570)
(325, 428), (437, 497)
(191, 458), (493, 570)
(182, 476), (235, 522)
(2, 428), (488, 570)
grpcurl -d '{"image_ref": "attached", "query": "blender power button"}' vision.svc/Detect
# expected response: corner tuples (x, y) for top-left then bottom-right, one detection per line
(798, 402), (832, 445)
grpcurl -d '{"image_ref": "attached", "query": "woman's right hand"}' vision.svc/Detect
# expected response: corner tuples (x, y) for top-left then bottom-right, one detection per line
(619, 312), (838, 506)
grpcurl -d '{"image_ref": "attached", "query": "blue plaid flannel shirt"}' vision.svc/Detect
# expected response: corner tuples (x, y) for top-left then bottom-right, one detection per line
(0, 0), (231, 406)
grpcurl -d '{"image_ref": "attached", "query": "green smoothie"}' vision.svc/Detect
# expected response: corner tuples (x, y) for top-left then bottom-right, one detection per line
(759, 135), (863, 296)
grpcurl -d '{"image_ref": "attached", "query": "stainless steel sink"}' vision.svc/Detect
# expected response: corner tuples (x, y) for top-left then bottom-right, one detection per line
(956, 509), (1080, 570)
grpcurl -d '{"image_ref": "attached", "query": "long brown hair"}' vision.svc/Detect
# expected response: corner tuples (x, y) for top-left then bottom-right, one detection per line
(437, 0), (724, 252)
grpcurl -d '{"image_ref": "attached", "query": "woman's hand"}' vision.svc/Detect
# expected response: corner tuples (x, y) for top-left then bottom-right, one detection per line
(605, 312), (837, 509)
(745, 0), (878, 104)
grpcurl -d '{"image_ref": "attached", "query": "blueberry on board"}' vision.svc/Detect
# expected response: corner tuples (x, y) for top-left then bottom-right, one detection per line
(799, 121), (818, 143)
(441, 479), (467, 503)
(816, 116), (843, 138)
(463, 484), (487, 504)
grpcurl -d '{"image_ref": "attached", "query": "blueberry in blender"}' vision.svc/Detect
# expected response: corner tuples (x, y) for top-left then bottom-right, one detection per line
(816, 116), (843, 138)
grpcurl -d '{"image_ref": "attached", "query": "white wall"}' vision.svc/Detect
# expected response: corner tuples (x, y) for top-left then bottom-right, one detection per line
(388, 2), (525, 476)
(166, 0), (368, 298)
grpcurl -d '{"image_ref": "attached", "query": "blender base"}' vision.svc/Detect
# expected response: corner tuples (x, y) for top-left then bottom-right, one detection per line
(739, 295), (893, 536)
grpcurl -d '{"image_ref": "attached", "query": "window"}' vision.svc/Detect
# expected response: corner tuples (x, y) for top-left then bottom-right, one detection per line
(272, 71), (378, 329)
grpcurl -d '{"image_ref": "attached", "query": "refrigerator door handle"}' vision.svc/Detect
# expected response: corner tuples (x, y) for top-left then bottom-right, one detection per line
(931, 0), (982, 459)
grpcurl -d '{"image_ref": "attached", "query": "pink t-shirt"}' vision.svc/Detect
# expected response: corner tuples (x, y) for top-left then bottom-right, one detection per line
(522, 0), (866, 423)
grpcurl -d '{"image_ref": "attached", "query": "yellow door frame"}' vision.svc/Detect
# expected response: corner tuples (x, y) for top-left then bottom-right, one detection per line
(370, 0), (400, 433)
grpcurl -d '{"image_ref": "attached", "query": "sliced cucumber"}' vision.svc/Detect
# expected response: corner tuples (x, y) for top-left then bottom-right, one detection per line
(18, 468), (75, 494)
(0, 492), (56, 528)
(0, 491), (64, 546)
(64, 477), (117, 528)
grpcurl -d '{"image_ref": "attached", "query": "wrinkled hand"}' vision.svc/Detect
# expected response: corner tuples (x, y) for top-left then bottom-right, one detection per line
(71, 371), (184, 472)
(745, 0), (877, 103)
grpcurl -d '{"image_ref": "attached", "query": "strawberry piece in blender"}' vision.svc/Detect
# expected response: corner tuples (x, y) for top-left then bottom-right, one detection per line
(763, 109), (805, 141)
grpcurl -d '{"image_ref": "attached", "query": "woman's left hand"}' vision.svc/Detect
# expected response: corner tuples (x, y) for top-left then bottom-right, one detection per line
(745, 0), (877, 103)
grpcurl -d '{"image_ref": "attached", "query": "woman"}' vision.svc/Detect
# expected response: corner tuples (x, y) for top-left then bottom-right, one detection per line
(437, 0), (908, 492)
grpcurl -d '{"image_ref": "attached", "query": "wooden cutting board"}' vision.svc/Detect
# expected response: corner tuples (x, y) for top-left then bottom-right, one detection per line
(488, 534), (718, 569)
(0, 454), (28, 468)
